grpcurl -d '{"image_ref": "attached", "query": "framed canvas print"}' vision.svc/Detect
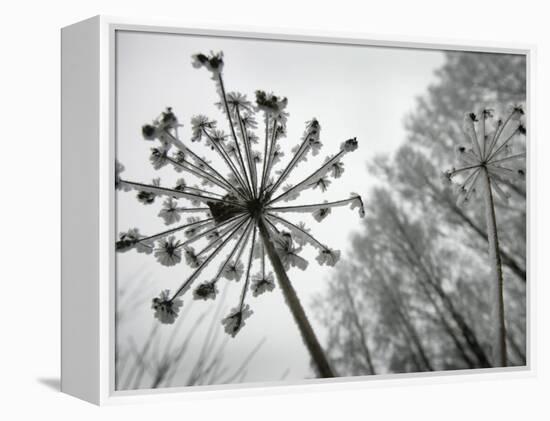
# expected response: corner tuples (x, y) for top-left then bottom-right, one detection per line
(61, 16), (532, 405)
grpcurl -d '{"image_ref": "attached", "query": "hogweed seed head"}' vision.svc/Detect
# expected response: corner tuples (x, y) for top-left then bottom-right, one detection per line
(116, 52), (365, 335)
(443, 105), (526, 206)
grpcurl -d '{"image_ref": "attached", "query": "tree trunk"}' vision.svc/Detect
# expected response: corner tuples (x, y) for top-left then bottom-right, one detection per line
(389, 211), (492, 367)
(377, 271), (434, 371)
(342, 280), (376, 374)
(257, 218), (335, 378)
(481, 167), (507, 367)
(417, 277), (476, 368)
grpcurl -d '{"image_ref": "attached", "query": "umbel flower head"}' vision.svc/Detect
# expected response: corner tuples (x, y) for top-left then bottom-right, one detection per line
(115, 51), (365, 337)
(442, 105), (526, 206)
(152, 290), (183, 324)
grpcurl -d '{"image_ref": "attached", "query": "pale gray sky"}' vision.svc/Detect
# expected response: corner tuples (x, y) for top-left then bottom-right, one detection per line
(115, 30), (444, 389)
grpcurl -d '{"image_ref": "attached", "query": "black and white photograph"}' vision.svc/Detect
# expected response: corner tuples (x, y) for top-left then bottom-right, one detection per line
(4, 0), (550, 418)
(114, 30), (527, 391)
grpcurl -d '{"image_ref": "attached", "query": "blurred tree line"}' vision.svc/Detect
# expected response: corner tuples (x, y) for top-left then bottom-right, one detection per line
(313, 52), (526, 374)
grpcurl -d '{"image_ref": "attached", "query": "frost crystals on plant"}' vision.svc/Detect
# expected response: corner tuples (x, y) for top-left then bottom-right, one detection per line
(115, 51), (364, 378)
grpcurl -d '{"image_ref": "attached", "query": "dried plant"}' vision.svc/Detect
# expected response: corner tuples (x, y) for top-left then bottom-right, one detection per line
(442, 105), (526, 366)
(116, 282), (266, 389)
(115, 51), (364, 377)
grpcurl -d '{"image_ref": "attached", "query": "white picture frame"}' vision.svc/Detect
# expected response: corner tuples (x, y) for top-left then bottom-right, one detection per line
(61, 15), (534, 405)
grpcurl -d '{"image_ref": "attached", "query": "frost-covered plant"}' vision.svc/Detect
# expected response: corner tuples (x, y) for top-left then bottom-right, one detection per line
(115, 51), (364, 378)
(442, 105), (526, 367)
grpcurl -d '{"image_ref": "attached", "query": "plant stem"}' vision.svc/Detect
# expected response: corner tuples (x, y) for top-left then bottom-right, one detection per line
(257, 217), (335, 378)
(217, 74), (253, 197)
(481, 167), (507, 367)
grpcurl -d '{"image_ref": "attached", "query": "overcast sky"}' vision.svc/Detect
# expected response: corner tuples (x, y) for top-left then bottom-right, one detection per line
(115, 29), (445, 389)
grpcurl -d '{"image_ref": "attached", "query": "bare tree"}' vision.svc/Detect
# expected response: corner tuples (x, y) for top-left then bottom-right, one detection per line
(314, 51), (526, 375)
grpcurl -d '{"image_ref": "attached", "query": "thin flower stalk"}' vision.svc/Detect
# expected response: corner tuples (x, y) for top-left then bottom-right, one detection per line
(116, 217), (214, 252)
(118, 179), (243, 207)
(268, 141), (357, 204)
(269, 196), (364, 216)
(176, 215), (247, 250)
(213, 220), (254, 285)
(166, 155), (236, 193)
(235, 104), (258, 196)
(171, 217), (250, 299)
(238, 225), (258, 309)
(164, 129), (245, 196)
(194, 216), (248, 257)
(259, 115), (272, 194)
(216, 73), (254, 196)
(262, 122), (282, 191)
(480, 168), (507, 367)
(201, 127), (250, 196)
(269, 119), (321, 194)
(257, 217), (334, 377)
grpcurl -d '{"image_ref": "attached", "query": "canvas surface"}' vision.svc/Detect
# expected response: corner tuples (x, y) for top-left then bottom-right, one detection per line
(114, 29), (527, 391)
